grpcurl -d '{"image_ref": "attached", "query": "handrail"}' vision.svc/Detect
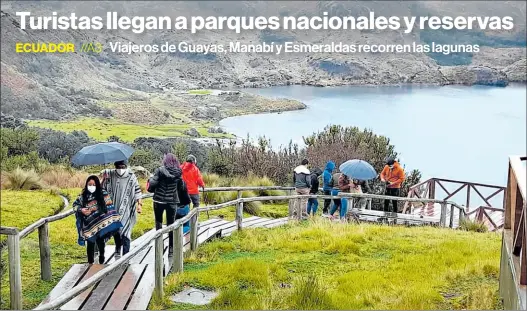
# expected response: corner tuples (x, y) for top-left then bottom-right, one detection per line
(0, 185), (465, 310)
(34, 209), (198, 311)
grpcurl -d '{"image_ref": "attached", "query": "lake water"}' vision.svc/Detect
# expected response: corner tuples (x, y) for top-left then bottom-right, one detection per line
(220, 84), (526, 186)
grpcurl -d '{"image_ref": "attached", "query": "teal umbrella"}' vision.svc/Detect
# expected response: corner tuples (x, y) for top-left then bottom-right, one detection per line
(71, 142), (134, 166)
(339, 159), (377, 180)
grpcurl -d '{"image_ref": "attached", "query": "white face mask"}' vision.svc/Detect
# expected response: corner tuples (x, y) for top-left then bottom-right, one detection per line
(116, 168), (127, 176)
(87, 185), (96, 193)
(389, 165), (394, 169)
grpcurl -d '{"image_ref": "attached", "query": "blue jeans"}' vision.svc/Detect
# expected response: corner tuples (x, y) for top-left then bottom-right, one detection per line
(329, 189), (348, 219)
(177, 205), (191, 234)
(306, 198), (319, 215)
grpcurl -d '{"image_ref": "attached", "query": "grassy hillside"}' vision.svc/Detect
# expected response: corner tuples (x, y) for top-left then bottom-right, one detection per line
(158, 220), (502, 310)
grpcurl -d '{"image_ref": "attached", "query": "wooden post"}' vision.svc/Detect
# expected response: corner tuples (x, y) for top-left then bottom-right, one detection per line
(236, 202), (243, 231)
(38, 222), (52, 281)
(459, 207), (465, 224)
(367, 198), (372, 210)
(288, 189), (294, 218)
(449, 205), (455, 228)
(236, 191), (243, 231)
(296, 197), (302, 220)
(154, 234), (164, 301)
(440, 203), (447, 227)
(190, 212), (199, 251)
(8, 234), (22, 310)
(173, 225), (184, 273)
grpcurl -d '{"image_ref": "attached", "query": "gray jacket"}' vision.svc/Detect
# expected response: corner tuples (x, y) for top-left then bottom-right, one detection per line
(293, 165), (311, 189)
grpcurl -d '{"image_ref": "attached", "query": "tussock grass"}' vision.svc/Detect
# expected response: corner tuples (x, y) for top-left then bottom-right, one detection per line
(40, 167), (89, 189)
(3, 167), (44, 190)
(459, 218), (489, 233)
(162, 219), (502, 310)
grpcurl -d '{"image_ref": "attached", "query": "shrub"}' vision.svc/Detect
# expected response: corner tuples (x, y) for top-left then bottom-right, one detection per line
(0, 127), (39, 156)
(36, 128), (92, 163)
(1, 151), (49, 172)
(128, 148), (161, 173)
(4, 167), (44, 190)
(459, 218), (488, 233)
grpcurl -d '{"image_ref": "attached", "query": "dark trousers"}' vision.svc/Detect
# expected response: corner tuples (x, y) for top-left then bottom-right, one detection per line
(384, 188), (400, 213)
(154, 202), (177, 250)
(323, 190), (332, 213)
(113, 232), (131, 255)
(190, 194), (200, 208)
(87, 237), (105, 264)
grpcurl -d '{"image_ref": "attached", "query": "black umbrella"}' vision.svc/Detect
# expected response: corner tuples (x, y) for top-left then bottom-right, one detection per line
(71, 142), (134, 166)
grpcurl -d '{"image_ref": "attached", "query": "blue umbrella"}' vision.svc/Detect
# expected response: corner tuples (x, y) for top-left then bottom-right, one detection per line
(339, 159), (377, 180)
(71, 142), (134, 166)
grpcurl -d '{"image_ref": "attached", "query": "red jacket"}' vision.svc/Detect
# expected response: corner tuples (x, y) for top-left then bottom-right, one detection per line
(180, 162), (205, 195)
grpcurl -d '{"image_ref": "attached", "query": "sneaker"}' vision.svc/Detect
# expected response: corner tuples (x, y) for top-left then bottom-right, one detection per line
(168, 247), (173, 257)
(114, 252), (121, 261)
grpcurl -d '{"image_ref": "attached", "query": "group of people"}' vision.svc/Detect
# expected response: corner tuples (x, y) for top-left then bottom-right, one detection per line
(73, 154), (205, 264)
(292, 158), (406, 220)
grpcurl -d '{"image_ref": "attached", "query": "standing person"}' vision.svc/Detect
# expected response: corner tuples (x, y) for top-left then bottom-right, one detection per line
(176, 179), (192, 235)
(148, 153), (186, 255)
(102, 160), (142, 259)
(380, 158), (406, 213)
(180, 154), (205, 209)
(293, 159), (311, 218)
(306, 168), (322, 216)
(351, 179), (371, 210)
(329, 173), (351, 220)
(74, 175), (122, 264)
(322, 161), (335, 215)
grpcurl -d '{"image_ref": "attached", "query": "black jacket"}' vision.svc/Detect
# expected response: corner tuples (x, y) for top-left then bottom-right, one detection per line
(177, 180), (191, 207)
(309, 173), (321, 194)
(148, 166), (184, 204)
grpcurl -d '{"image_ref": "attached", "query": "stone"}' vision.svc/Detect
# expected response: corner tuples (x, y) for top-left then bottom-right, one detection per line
(171, 287), (218, 305)
(185, 127), (201, 137)
(207, 126), (225, 134)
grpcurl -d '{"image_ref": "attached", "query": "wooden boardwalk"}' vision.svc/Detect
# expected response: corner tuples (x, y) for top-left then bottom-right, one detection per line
(38, 216), (289, 310)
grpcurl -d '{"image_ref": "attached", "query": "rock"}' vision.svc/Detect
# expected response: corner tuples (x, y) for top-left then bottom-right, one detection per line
(208, 126), (225, 134)
(171, 287), (218, 305)
(440, 66), (509, 87)
(504, 58), (527, 82)
(129, 166), (151, 179)
(190, 106), (222, 120)
(185, 127), (201, 137)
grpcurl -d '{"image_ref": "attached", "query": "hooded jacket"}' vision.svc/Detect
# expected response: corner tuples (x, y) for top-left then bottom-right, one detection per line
(148, 166), (183, 203)
(380, 161), (405, 189)
(180, 162), (205, 195)
(293, 165), (311, 189)
(309, 168), (322, 194)
(322, 161), (335, 191)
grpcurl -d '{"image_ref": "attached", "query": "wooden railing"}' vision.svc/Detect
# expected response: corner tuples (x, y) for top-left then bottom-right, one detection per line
(405, 177), (506, 230)
(499, 156), (526, 310)
(1, 186), (467, 310)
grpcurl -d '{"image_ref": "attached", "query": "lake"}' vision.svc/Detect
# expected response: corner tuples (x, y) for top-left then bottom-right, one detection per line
(220, 84), (526, 186)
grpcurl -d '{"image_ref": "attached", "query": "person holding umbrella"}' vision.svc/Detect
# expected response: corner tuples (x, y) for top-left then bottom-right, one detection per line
(72, 142), (141, 259)
(335, 159), (377, 219)
(380, 157), (406, 213)
(101, 160), (142, 258)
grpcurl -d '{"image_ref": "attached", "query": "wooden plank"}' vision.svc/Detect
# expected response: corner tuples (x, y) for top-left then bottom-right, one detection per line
(126, 264), (155, 310)
(103, 264), (146, 310)
(208, 220), (230, 228)
(254, 218), (289, 227)
(198, 218), (225, 227)
(60, 264), (105, 310)
(130, 245), (152, 264)
(102, 245), (116, 264)
(264, 218), (290, 228)
(244, 217), (275, 228)
(81, 265), (128, 310)
(38, 264), (90, 308)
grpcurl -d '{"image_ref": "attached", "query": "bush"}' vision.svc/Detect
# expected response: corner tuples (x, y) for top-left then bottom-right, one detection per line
(4, 167), (44, 190)
(36, 128), (92, 163)
(0, 127), (39, 156)
(128, 148), (161, 173)
(1, 151), (49, 172)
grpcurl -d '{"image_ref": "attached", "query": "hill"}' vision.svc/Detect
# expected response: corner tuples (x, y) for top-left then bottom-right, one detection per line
(1, 1), (526, 121)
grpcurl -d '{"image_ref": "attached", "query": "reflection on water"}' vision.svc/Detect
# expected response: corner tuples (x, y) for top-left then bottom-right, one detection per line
(221, 85), (526, 185)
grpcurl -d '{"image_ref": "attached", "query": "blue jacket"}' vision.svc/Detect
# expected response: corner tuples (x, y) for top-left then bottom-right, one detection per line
(322, 161), (335, 191)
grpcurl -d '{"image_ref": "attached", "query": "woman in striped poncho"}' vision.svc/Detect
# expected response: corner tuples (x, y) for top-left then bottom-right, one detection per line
(74, 175), (122, 264)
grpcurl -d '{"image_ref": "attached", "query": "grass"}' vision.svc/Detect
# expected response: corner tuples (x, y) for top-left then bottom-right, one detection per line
(158, 219), (503, 310)
(28, 118), (231, 142)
